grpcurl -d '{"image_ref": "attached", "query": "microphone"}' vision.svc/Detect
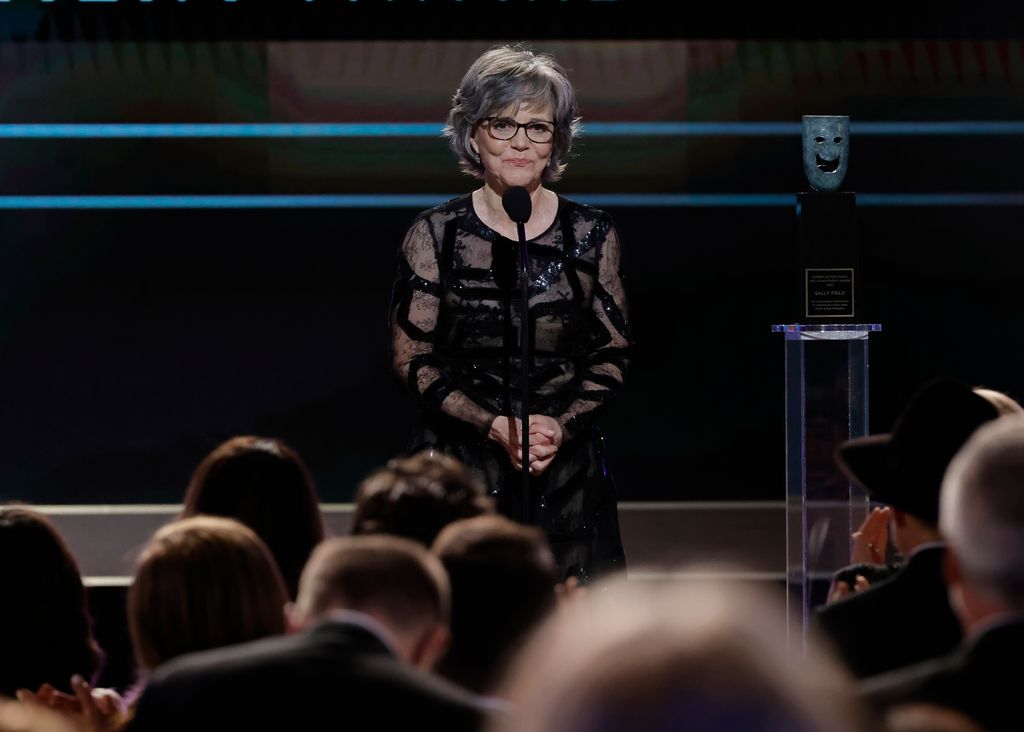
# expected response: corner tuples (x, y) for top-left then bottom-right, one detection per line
(501, 186), (532, 224)
(501, 185), (534, 518)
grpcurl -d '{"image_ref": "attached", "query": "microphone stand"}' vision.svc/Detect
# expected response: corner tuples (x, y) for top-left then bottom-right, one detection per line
(515, 220), (531, 524)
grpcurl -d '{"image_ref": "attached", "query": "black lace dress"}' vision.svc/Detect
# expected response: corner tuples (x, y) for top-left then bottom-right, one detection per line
(389, 193), (631, 580)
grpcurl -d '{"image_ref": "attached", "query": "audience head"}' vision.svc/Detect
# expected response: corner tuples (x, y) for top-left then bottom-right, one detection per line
(940, 415), (1024, 629)
(128, 516), (288, 672)
(291, 534), (451, 670)
(836, 379), (999, 546)
(0, 698), (77, 732)
(972, 386), (1024, 417)
(0, 506), (103, 697)
(884, 703), (985, 732)
(182, 435), (325, 599)
(432, 514), (558, 693)
(351, 451), (493, 547)
(495, 571), (869, 732)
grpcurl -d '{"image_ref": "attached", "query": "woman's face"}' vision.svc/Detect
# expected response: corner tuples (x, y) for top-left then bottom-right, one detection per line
(471, 101), (555, 191)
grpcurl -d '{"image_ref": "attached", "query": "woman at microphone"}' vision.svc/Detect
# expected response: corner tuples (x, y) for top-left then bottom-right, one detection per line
(389, 44), (632, 582)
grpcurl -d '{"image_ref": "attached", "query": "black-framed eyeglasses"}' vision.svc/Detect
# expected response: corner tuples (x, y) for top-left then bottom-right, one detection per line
(479, 116), (556, 144)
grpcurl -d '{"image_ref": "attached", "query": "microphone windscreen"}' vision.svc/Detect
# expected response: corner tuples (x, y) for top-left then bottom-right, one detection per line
(501, 186), (532, 224)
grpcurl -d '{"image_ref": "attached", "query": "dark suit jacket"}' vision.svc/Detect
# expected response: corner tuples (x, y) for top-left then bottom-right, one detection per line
(813, 544), (962, 677)
(128, 620), (490, 732)
(862, 617), (1024, 731)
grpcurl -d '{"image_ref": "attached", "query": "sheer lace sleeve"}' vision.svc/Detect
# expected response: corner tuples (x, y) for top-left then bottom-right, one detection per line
(557, 223), (633, 441)
(390, 217), (499, 434)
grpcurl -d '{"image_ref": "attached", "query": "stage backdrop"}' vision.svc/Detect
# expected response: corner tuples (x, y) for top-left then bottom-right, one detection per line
(1, 4), (1023, 503)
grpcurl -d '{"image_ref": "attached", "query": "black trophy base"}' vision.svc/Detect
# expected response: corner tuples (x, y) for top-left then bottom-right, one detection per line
(796, 191), (859, 322)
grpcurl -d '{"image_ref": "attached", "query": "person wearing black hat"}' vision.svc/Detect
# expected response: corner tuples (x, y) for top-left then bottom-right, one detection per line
(813, 378), (1001, 678)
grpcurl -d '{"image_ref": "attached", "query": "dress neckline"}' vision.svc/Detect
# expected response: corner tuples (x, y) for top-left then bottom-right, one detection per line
(465, 191), (562, 243)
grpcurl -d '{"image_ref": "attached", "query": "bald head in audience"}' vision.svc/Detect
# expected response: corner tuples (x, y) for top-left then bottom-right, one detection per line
(495, 571), (870, 732)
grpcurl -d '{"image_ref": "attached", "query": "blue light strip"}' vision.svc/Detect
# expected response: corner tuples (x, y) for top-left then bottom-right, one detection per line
(0, 193), (1021, 209)
(857, 193), (1024, 206)
(589, 122), (804, 136)
(0, 195), (450, 209)
(1, 121), (1024, 139)
(579, 194), (795, 207)
(850, 122), (1024, 136)
(0, 123), (446, 139)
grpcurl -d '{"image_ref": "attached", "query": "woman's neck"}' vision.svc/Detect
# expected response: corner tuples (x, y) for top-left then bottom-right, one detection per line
(474, 183), (557, 240)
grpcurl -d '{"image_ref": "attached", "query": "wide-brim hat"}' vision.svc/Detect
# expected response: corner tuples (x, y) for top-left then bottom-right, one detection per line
(835, 378), (999, 524)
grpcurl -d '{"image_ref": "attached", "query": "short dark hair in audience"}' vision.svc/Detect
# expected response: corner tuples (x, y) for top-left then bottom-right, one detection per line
(351, 451), (493, 546)
(294, 534), (450, 633)
(432, 514), (558, 693)
(181, 435), (325, 599)
(128, 516), (288, 672)
(0, 506), (103, 698)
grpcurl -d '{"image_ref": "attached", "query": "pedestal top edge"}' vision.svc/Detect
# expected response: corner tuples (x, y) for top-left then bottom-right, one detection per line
(771, 323), (882, 340)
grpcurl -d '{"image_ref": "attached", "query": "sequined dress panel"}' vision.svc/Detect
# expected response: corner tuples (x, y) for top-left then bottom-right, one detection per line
(390, 194), (631, 579)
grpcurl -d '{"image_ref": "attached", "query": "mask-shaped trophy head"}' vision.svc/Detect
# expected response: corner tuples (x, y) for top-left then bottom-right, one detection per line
(802, 115), (849, 192)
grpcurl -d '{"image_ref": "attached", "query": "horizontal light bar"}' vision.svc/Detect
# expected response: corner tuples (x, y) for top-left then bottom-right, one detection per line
(628, 570), (787, 582)
(856, 193), (1024, 206)
(37, 500), (784, 518)
(34, 501), (779, 516)
(33, 503), (356, 515)
(592, 121), (1024, 136)
(84, 569), (798, 586)
(0, 123), (445, 138)
(0, 194), (451, 208)
(0, 193), (1021, 209)
(1, 121), (1024, 138)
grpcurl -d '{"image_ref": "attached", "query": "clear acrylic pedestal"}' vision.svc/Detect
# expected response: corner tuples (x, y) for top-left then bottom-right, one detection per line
(771, 323), (882, 653)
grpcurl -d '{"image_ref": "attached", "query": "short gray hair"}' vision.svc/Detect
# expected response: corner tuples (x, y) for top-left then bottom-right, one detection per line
(940, 415), (1024, 606)
(444, 44), (581, 183)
